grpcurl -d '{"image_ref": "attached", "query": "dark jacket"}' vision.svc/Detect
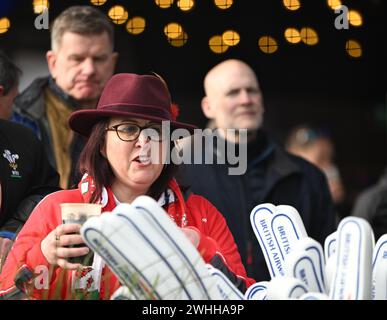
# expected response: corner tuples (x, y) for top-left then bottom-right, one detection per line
(0, 120), (60, 237)
(11, 76), (85, 188)
(177, 130), (336, 282)
(352, 167), (387, 240)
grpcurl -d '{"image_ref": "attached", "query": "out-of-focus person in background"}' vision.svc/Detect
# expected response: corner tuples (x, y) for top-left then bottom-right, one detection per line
(0, 51), (20, 120)
(286, 125), (346, 210)
(0, 120), (60, 272)
(352, 166), (387, 240)
(177, 59), (336, 282)
(0, 50), (60, 271)
(12, 5), (118, 189)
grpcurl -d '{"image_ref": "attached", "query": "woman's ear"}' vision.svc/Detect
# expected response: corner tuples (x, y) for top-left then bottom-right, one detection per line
(100, 141), (107, 158)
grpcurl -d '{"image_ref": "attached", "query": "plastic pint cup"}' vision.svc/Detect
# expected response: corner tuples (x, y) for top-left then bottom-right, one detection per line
(60, 203), (102, 264)
(60, 203), (102, 225)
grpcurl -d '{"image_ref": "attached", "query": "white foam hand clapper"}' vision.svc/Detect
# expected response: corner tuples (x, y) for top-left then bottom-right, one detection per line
(205, 264), (244, 300)
(284, 237), (327, 293)
(299, 292), (329, 300)
(372, 234), (387, 300)
(81, 195), (223, 300)
(266, 277), (308, 300)
(110, 286), (133, 300)
(329, 217), (374, 300)
(324, 231), (337, 262)
(250, 204), (307, 278)
(325, 253), (336, 295)
(244, 281), (269, 300)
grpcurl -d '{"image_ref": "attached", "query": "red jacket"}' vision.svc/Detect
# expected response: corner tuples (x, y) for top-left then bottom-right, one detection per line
(0, 179), (254, 299)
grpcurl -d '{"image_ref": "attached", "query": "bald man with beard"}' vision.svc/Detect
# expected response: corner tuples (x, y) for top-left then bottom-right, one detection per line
(177, 59), (335, 282)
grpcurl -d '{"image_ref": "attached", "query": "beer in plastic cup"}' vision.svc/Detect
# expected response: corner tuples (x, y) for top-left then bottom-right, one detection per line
(60, 203), (102, 264)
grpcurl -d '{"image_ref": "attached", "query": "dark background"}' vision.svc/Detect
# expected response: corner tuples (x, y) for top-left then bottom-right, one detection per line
(0, 0), (386, 215)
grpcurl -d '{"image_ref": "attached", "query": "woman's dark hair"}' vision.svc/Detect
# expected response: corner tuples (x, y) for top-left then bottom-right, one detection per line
(77, 119), (178, 203)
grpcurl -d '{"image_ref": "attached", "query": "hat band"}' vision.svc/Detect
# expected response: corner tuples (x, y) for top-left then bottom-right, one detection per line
(101, 104), (172, 121)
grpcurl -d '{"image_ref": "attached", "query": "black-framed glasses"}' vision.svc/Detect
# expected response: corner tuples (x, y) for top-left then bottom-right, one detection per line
(105, 123), (163, 142)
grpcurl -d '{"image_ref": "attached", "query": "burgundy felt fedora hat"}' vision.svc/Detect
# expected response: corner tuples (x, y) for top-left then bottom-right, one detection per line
(69, 73), (197, 137)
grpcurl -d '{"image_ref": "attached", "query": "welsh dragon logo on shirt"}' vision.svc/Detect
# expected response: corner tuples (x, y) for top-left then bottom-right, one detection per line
(3, 149), (22, 178)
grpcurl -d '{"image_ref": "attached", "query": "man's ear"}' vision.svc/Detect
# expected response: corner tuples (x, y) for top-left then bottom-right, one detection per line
(201, 96), (215, 119)
(111, 52), (119, 69)
(0, 85), (4, 97)
(46, 50), (57, 78)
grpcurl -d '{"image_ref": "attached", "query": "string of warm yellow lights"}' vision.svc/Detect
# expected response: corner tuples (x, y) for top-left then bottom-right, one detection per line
(0, 0), (364, 58)
(326, 0), (363, 57)
(90, 0), (107, 5)
(126, 16), (146, 35)
(0, 17), (10, 34)
(164, 22), (187, 47)
(283, 0), (301, 11)
(108, 5), (128, 24)
(33, 0), (49, 14)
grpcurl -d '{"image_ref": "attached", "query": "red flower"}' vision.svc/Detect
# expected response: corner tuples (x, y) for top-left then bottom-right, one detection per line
(170, 103), (180, 121)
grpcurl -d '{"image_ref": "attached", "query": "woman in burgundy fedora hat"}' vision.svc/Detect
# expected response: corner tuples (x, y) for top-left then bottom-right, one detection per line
(0, 73), (255, 299)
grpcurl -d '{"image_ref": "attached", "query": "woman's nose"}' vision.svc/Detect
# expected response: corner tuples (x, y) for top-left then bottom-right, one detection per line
(134, 130), (151, 147)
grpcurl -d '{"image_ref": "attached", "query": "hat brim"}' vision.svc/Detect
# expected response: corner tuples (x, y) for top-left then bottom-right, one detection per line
(69, 108), (197, 138)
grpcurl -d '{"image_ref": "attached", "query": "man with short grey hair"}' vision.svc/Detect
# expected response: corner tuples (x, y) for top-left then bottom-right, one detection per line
(13, 5), (118, 189)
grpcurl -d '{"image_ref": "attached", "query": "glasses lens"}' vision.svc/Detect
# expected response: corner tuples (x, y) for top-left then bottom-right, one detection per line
(116, 124), (140, 141)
